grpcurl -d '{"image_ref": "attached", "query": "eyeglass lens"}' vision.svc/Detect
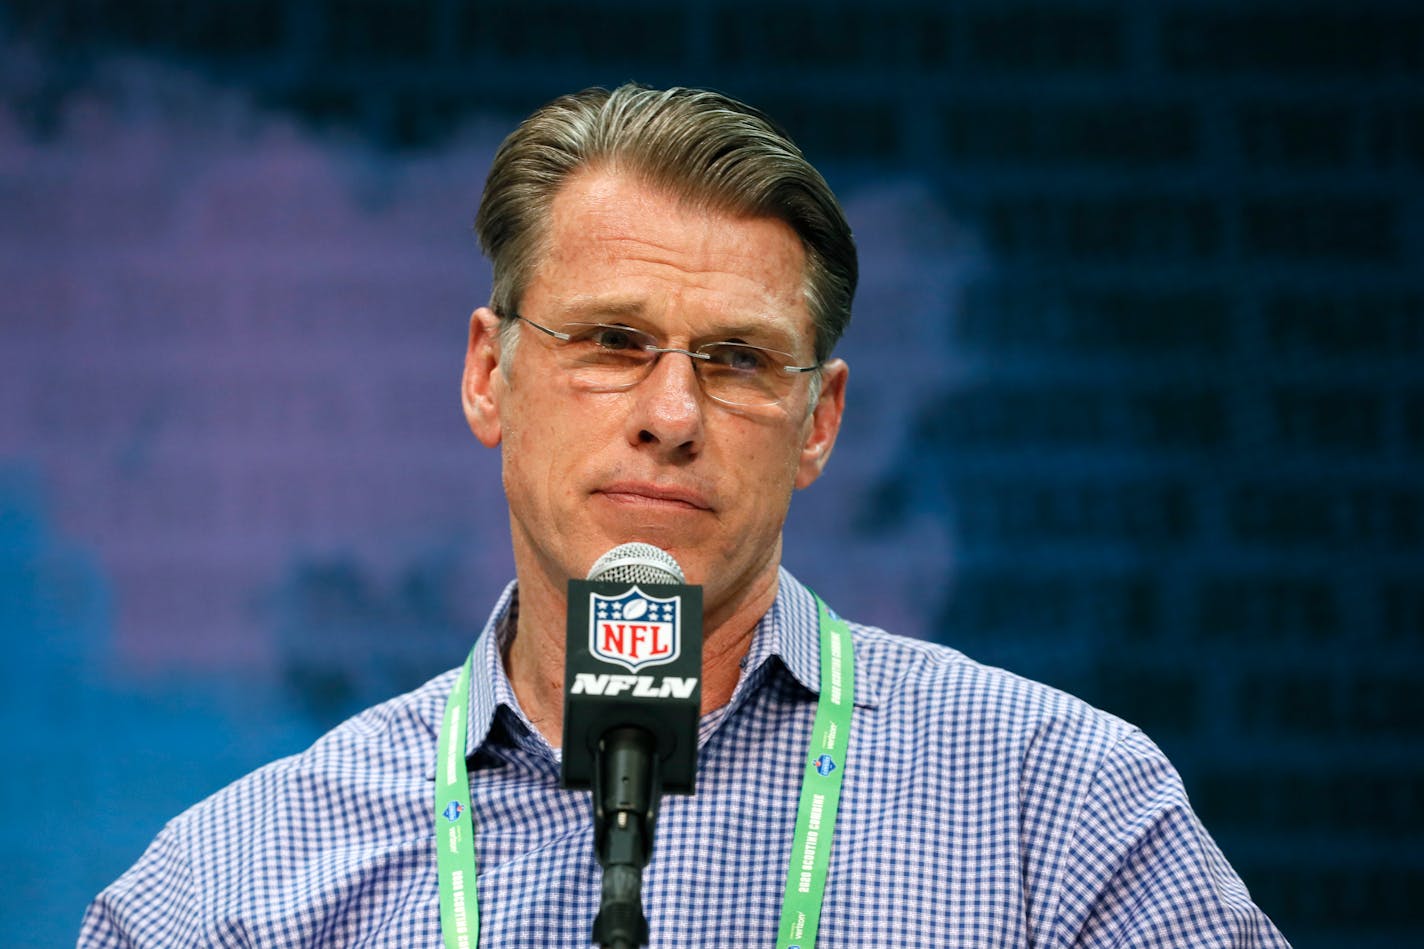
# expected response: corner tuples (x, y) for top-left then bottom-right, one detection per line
(555, 323), (800, 407)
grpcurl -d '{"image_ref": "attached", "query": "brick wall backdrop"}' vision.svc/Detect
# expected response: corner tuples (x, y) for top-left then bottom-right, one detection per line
(3, 2), (1421, 945)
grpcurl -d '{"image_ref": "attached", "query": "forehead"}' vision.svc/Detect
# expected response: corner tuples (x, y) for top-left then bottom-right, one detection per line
(525, 169), (812, 342)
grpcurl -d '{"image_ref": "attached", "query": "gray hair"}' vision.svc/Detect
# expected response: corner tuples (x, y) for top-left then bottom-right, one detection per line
(474, 84), (856, 365)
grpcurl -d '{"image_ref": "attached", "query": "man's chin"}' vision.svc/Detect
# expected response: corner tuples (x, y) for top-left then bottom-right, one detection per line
(585, 514), (712, 565)
(587, 530), (699, 569)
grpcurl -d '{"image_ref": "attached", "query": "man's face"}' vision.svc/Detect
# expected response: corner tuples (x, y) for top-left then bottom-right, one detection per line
(463, 168), (846, 621)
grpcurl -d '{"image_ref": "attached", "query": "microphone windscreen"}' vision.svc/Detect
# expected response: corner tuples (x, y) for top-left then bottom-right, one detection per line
(587, 543), (686, 585)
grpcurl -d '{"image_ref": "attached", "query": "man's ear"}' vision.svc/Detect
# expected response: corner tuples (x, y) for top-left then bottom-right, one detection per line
(795, 358), (848, 490)
(462, 307), (504, 448)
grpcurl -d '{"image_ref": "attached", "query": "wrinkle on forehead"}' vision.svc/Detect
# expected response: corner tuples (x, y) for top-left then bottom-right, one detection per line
(548, 168), (804, 271)
(553, 209), (802, 277)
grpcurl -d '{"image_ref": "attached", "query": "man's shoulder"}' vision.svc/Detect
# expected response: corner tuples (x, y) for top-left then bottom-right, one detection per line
(166, 666), (459, 839)
(834, 621), (1288, 947)
(83, 668), (463, 943)
(846, 620), (1140, 766)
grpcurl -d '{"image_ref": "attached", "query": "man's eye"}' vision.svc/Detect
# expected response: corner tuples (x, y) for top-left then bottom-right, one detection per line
(709, 345), (772, 373)
(597, 329), (635, 349)
(568, 325), (642, 350)
(590, 326), (640, 350)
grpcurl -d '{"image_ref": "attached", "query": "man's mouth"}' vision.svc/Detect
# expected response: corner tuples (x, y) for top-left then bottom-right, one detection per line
(595, 482), (713, 512)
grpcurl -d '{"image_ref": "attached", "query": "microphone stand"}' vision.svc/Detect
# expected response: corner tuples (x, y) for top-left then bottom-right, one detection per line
(591, 725), (660, 949)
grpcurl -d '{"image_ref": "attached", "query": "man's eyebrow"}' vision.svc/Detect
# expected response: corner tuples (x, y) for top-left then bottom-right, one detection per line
(553, 298), (646, 321)
(704, 322), (792, 344)
(551, 299), (802, 347)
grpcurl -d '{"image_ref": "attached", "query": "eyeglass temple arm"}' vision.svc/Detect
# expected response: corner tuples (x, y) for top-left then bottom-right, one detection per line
(509, 313), (573, 342)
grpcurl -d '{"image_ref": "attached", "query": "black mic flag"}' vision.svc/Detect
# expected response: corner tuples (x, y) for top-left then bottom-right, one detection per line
(562, 543), (703, 793)
(562, 543), (703, 949)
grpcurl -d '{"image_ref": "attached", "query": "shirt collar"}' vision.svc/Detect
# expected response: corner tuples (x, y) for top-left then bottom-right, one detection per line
(465, 579), (532, 759)
(455, 568), (880, 765)
(738, 568), (879, 710)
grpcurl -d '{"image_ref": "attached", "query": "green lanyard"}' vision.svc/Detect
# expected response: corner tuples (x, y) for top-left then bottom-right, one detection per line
(435, 652), (479, 948)
(434, 597), (854, 949)
(775, 597), (854, 949)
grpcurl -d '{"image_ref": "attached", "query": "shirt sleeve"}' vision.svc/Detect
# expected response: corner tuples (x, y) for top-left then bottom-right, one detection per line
(1055, 729), (1290, 948)
(78, 820), (205, 948)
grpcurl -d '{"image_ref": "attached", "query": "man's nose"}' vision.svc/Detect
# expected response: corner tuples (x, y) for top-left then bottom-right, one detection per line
(624, 351), (706, 456)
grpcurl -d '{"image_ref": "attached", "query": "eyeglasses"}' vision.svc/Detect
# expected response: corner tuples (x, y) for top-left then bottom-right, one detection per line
(506, 313), (821, 408)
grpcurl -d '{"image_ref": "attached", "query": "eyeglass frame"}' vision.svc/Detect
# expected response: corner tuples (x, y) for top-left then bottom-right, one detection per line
(499, 311), (823, 408)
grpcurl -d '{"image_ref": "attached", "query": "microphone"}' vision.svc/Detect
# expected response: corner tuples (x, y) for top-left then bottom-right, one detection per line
(562, 543), (703, 949)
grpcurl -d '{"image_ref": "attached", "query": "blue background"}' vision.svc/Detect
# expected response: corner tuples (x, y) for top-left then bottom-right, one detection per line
(3, 2), (1422, 945)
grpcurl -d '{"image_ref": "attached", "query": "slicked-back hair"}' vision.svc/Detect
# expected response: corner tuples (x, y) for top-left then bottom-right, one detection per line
(474, 85), (857, 365)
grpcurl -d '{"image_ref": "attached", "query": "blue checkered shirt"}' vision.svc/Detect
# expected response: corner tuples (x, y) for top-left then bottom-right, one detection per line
(80, 570), (1289, 947)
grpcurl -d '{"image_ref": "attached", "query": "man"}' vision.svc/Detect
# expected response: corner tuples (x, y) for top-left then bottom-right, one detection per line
(81, 85), (1289, 947)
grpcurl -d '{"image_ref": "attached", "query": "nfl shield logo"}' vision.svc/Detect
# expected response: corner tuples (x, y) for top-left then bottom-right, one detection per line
(589, 587), (681, 672)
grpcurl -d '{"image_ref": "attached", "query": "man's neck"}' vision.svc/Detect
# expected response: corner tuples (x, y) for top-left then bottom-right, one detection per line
(503, 564), (780, 748)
